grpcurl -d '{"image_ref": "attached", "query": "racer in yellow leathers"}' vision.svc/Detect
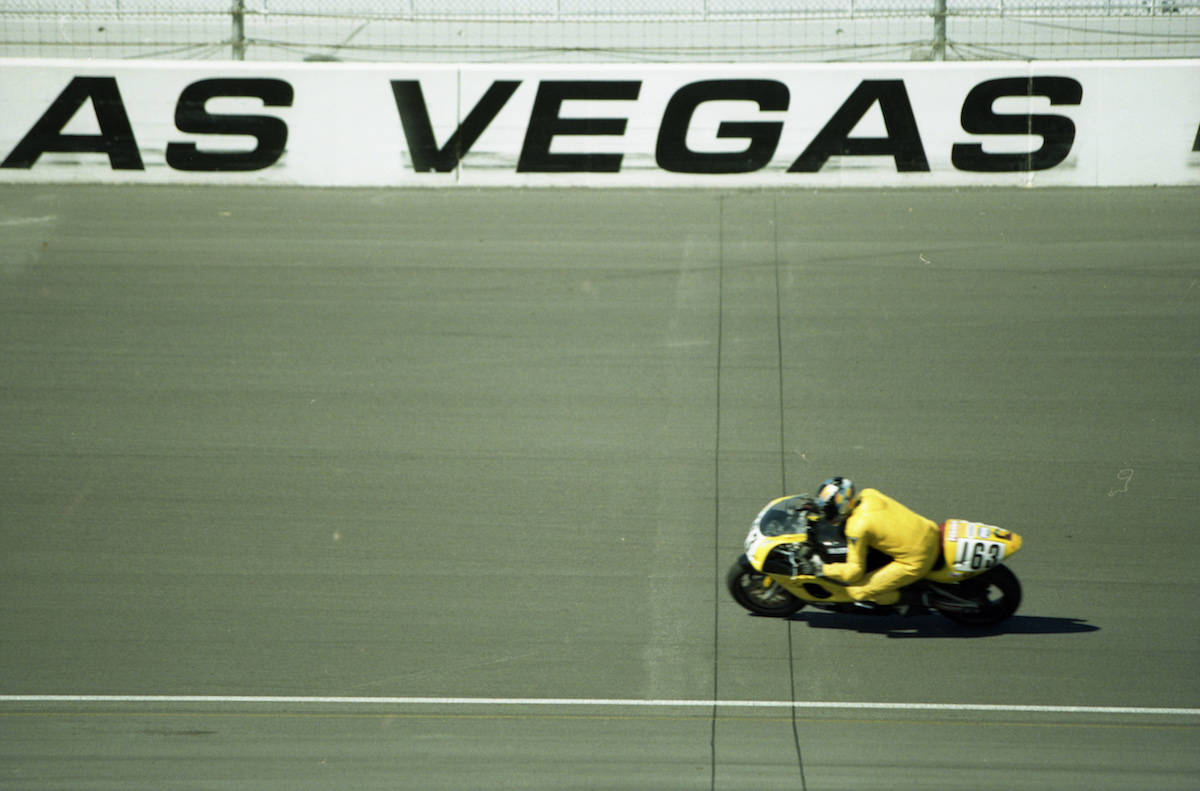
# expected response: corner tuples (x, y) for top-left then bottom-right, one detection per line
(801, 477), (942, 606)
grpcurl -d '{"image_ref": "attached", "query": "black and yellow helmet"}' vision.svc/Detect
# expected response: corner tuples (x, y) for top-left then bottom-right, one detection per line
(815, 477), (858, 524)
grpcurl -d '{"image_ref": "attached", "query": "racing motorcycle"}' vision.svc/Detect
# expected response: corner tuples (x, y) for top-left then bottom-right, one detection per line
(727, 494), (1023, 626)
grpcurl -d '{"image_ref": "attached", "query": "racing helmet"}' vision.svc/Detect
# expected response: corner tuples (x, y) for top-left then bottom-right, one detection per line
(815, 477), (858, 525)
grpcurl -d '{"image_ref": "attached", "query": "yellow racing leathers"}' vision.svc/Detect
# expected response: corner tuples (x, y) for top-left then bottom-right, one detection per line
(818, 488), (942, 605)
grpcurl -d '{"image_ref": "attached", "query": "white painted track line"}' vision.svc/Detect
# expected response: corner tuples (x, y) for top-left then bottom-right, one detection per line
(2, 695), (1198, 717)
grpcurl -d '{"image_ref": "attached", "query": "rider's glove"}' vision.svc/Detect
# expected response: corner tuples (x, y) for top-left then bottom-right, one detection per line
(794, 548), (824, 577)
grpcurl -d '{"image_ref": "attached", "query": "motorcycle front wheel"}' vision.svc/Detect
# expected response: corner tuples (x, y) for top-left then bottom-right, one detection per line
(940, 564), (1022, 626)
(726, 555), (805, 617)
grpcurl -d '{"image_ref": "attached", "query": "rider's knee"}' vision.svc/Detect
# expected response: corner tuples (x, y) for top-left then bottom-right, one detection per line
(848, 587), (900, 605)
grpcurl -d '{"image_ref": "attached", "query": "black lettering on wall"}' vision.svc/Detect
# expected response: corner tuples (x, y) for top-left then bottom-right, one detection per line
(951, 77), (1082, 172)
(517, 81), (641, 173)
(789, 80), (929, 173)
(392, 80), (520, 173)
(655, 80), (788, 174)
(165, 78), (293, 172)
(2, 76), (143, 170)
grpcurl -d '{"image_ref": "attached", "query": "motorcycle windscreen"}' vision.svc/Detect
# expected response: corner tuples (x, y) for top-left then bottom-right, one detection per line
(753, 495), (813, 537)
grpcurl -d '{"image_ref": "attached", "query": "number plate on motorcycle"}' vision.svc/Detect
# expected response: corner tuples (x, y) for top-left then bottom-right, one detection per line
(951, 538), (1006, 572)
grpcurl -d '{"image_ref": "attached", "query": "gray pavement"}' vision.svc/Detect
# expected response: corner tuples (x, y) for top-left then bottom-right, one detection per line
(1, 185), (1198, 789)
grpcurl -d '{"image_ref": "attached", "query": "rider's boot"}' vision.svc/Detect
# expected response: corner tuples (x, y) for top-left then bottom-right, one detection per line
(894, 587), (929, 616)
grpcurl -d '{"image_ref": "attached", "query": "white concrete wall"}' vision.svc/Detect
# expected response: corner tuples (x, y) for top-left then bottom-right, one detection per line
(2, 58), (1197, 186)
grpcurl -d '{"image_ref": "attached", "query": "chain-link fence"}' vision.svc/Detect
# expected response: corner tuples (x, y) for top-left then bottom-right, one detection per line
(1, 0), (1197, 61)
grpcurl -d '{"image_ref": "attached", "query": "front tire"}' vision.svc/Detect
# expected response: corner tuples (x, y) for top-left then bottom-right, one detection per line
(726, 555), (805, 617)
(939, 564), (1022, 626)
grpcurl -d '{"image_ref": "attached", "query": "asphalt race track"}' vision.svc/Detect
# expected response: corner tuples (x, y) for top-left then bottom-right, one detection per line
(1, 184), (1198, 790)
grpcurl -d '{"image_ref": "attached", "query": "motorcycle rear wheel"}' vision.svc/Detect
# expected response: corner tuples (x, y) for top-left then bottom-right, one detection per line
(940, 564), (1022, 626)
(726, 555), (805, 617)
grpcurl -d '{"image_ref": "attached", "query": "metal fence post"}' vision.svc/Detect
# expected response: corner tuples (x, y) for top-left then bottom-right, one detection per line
(232, 0), (246, 60)
(932, 0), (948, 60)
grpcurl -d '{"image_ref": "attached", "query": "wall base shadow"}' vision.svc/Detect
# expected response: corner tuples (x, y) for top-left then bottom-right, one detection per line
(781, 612), (1100, 638)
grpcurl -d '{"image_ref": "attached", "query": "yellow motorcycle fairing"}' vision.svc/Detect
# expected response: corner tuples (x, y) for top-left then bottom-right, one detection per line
(745, 530), (849, 603)
(925, 518), (1023, 585)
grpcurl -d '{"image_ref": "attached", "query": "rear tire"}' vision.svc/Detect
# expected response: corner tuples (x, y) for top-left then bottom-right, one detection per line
(726, 555), (805, 617)
(940, 564), (1022, 626)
